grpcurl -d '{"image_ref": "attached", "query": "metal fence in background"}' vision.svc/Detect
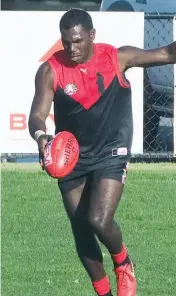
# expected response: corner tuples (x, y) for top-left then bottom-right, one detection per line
(1, 13), (176, 163)
(140, 13), (175, 162)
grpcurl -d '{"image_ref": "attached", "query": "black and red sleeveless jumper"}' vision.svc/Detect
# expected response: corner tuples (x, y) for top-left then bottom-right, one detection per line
(47, 43), (133, 179)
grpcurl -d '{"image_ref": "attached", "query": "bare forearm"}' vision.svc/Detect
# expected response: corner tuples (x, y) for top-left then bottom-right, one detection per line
(28, 114), (46, 139)
(118, 41), (176, 71)
(165, 41), (176, 63)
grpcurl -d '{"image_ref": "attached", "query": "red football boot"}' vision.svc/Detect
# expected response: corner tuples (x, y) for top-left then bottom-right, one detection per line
(114, 257), (137, 296)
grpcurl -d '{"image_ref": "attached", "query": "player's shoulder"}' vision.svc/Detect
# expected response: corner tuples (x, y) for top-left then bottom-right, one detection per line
(35, 62), (54, 87)
(35, 62), (52, 78)
(94, 43), (117, 56)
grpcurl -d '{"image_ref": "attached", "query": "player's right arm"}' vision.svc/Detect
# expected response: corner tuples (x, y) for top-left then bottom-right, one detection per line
(28, 62), (54, 167)
(118, 41), (176, 72)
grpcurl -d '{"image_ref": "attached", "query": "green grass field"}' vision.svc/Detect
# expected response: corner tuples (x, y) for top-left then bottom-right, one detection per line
(1, 163), (176, 296)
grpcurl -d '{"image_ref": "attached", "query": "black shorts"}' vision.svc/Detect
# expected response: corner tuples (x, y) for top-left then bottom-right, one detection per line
(58, 162), (128, 194)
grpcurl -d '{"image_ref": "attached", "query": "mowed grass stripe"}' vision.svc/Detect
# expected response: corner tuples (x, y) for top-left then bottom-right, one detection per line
(1, 162), (176, 172)
(2, 167), (176, 296)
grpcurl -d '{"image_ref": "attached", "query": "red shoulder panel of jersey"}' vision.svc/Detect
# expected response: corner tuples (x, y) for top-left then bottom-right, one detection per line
(47, 43), (130, 110)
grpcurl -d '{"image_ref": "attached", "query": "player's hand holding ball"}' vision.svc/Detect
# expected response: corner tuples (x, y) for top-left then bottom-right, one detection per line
(37, 134), (54, 170)
(43, 131), (79, 178)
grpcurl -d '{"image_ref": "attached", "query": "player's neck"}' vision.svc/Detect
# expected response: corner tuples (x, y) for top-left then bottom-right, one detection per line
(83, 43), (94, 63)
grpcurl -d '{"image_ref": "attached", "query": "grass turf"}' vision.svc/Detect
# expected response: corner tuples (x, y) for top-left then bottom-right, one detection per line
(1, 163), (176, 296)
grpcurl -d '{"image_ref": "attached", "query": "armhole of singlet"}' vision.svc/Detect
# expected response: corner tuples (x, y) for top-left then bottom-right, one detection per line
(114, 48), (130, 89)
(47, 59), (58, 92)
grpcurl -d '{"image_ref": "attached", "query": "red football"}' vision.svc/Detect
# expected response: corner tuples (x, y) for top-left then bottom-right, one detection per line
(43, 131), (79, 178)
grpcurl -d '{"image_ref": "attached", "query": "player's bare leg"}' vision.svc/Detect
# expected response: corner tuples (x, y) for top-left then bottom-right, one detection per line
(88, 178), (136, 296)
(60, 182), (113, 296)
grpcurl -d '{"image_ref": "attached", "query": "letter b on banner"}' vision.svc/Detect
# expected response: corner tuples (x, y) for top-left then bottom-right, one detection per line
(10, 114), (27, 130)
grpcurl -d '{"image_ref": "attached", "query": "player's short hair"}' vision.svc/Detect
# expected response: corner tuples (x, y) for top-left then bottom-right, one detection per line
(59, 8), (93, 32)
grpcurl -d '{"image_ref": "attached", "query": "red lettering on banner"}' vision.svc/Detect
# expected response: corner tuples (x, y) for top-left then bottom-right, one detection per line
(10, 113), (54, 130)
(10, 114), (27, 130)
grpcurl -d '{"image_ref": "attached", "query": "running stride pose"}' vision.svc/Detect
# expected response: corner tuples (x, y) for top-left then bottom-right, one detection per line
(29, 8), (176, 296)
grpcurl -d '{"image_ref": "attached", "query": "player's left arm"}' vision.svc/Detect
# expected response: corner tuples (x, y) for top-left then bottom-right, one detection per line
(118, 41), (176, 72)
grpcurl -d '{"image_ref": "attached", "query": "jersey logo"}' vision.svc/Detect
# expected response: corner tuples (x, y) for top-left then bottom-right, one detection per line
(112, 147), (127, 156)
(64, 83), (78, 96)
(80, 68), (88, 74)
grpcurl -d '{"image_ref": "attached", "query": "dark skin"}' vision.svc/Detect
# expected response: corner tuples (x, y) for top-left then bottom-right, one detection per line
(28, 24), (176, 282)
(61, 25), (95, 64)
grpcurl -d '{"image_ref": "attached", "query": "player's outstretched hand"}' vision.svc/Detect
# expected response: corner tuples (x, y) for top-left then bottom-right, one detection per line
(37, 134), (54, 170)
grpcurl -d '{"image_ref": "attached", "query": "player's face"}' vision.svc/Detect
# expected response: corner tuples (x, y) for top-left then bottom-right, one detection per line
(61, 24), (95, 64)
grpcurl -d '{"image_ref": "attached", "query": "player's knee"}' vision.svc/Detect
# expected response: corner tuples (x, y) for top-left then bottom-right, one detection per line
(88, 212), (108, 234)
